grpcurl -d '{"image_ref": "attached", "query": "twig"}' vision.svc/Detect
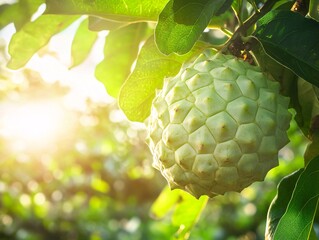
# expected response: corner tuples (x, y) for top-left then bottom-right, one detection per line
(221, 0), (278, 53)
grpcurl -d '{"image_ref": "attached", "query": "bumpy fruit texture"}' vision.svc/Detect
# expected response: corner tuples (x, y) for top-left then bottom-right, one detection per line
(147, 53), (291, 198)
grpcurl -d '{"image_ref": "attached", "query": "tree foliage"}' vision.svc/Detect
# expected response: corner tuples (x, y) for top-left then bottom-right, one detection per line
(0, 0), (319, 239)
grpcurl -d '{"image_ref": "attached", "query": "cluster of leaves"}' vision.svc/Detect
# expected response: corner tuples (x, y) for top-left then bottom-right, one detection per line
(1, 0), (319, 239)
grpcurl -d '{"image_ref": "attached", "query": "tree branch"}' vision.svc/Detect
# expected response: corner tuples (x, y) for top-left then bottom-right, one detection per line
(222, 0), (277, 54)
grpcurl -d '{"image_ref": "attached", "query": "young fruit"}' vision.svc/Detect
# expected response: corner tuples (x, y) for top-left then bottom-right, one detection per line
(147, 52), (291, 198)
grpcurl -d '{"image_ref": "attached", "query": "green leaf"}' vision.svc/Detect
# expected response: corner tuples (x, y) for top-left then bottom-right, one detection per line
(231, 0), (242, 16)
(265, 170), (303, 240)
(71, 18), (98, 68)
(296, 78), (319, 137)
(305, 136), (319, 170)
(0, 4), (20, 29)
(254, 10), (319, 88)
(309, 227), (318, 240)
(0, 0), (44, 30)
(95, 23), (148, 98)
(251, 37), (319, 139)
(88, 16), (129, 31)
(8, 14), (78, 69)
(251, 38), (298, 88)
(46, 0), (169, 22)
(273, 156), (319, 239)
(150, 186), (180, 219)
(309, 0), (319, 21)
(155, 0), (225, 55)
(119, 36), (212, 122)
(250, 38), (310, 135)
(216, 0), (234, 16)
(150, 187), (208, 239)
(273, 1), (295, 10)
(231, 0), (251, 23)
(172, 192), (208, 239)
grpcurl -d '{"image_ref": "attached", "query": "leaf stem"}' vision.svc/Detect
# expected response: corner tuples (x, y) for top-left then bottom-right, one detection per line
(231, 5), (242, 26)
(220, 27), (233, 38)
(250, 1), (260, 13)
(238, 0), (277, 35)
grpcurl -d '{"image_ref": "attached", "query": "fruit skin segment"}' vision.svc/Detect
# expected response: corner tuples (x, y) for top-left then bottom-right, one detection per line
(147, 53), (291, 198)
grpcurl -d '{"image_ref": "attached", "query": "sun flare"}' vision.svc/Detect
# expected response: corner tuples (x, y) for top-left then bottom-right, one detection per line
(0, 100), (69, 151)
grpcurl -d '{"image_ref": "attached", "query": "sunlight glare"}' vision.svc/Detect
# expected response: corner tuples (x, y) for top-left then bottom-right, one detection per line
(0, 100), (67, 151)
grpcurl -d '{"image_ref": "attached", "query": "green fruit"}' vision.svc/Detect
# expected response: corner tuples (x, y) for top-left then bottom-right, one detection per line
(147, 52), (291, 198)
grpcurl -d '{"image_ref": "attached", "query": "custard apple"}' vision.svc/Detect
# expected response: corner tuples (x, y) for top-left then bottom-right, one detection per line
(147, 52), (291, 198)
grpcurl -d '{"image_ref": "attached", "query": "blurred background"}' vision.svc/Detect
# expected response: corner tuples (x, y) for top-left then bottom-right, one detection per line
(0, 19), (309, 240)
